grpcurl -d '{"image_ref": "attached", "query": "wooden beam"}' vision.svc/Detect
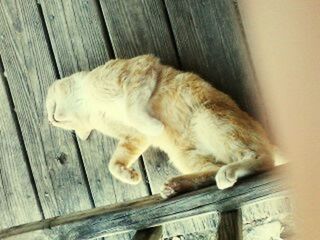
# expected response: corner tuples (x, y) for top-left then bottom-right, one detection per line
(0, 167), (288, 240)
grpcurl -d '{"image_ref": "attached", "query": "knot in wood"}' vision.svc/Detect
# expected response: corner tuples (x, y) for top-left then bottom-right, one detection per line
(56, 152), (67, 165)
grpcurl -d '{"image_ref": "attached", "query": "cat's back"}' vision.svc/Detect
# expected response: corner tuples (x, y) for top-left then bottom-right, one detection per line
(150, 64), (271, 148)
(87, 55), (162, 91)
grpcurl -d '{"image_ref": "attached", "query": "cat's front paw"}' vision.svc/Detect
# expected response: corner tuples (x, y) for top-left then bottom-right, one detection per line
(109, 163), (141, 185)
(215, 165), (237, 190)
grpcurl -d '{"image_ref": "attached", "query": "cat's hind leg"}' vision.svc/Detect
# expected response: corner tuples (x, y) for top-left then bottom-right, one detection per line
(109, 137), (150, 185)
(161, 149), (274, 197)
(215, 151), (274, 189)
(161, 154), (221, 198)
(161, 167), (220, 198)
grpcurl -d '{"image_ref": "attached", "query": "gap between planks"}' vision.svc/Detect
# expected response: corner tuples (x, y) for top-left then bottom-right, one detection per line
(0, 55), (45, 220)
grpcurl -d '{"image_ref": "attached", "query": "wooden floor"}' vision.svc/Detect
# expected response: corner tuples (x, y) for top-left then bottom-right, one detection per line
(0, 1), (292, 239)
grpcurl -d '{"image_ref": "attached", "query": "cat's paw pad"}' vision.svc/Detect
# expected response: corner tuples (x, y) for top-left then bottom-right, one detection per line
(215, 165), (237, 190)
(160, 181), (178, 199)
(109, 163), (141, 185)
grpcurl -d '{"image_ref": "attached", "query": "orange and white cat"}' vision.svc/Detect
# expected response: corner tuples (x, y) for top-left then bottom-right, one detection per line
(46, 55), (279, 198)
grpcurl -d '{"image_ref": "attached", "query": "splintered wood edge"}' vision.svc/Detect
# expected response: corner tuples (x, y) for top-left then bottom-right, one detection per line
(0, 166), (289, 239)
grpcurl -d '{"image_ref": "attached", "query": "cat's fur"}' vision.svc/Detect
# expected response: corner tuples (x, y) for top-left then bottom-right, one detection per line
(46, 55), (276, 198)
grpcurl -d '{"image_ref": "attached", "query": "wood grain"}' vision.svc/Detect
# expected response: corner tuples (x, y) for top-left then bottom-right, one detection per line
(99, 0), (178, 66)
(0, 0), (92, 221)
(0, 60), (42, 230)
(0, 167), (288, 240)
(165, 0), (268, 126)
(99, 0), (219, 237)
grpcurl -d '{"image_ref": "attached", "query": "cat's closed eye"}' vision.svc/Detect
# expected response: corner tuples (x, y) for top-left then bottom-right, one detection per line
(53, 110), (67, 122)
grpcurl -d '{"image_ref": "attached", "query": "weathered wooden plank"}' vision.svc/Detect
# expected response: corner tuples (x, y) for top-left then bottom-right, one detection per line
(99, 0), (178, 66)
(38, 1), (150, 239)
(164, 0), (268, 126)
(0, 0), (93, 222)
(99, 0), (220, 237)
(0, 59), (43, 230)
(0, 167), (288, 240)
(38, 0), (111, 75)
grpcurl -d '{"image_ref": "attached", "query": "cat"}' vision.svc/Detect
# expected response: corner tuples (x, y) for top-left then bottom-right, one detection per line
(46, 54), (280, 198)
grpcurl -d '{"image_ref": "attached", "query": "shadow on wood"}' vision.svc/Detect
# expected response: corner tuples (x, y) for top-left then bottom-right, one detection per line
(132, 226), (163, 240)
(218, 210), (242, 240)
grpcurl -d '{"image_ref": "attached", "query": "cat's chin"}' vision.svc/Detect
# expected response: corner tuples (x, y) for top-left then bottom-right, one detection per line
(76, 130), (92, 140)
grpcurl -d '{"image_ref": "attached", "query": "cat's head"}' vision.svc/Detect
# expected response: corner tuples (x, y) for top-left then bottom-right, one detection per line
(45, 72), (92, 140)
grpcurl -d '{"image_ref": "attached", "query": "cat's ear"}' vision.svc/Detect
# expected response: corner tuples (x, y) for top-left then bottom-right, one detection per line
(76, 129), (92, 141)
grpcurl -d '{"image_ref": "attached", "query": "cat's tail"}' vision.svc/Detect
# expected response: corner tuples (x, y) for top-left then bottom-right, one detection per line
(272, 146), (288, 166)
